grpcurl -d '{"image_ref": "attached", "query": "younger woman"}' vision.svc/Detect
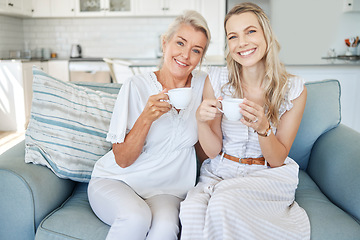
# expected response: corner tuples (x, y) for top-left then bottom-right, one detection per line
(180, 3), (310, 239)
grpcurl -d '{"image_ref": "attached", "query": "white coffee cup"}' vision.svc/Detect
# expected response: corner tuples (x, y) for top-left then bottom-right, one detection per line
(218, 98), (243, 121)
(165, 87), (192, 109)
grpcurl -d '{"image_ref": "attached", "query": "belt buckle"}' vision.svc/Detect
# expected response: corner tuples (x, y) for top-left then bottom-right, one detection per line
(240, 158), (253, 165)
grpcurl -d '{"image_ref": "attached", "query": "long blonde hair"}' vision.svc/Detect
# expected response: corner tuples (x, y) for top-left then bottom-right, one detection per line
(224, 2), (292, 127)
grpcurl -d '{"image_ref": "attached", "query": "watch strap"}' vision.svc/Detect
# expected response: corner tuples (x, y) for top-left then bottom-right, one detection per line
(255, 124), (271, 137)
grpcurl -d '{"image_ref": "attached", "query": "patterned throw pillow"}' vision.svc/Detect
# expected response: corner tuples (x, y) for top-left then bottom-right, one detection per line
(25, 67), (120, 182)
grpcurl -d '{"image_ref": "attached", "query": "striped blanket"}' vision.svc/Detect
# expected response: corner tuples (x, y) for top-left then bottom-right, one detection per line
(180, 157), (310, 240)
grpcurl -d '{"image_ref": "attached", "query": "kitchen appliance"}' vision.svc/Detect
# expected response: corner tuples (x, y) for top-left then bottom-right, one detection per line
(9, 50), (21, 59)
(68, 60), (111, 83)
(70, 44), (82, 58)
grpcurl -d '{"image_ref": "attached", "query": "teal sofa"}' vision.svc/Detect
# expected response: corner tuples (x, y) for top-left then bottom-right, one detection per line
(0, 79), (359, 239)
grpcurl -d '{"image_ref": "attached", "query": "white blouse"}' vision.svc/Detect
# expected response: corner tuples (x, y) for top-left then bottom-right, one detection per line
(91, 70), (207, 199)
(208, 67), (305, 160)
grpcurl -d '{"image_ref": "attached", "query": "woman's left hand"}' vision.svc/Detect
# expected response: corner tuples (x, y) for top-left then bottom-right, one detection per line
(240, 98), (269, 133)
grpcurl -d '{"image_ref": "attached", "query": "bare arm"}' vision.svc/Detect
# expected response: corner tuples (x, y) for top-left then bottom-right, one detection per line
(196, 77), (223, 159)
(112, 90), (171, 168)
(240, 87), (307, 167)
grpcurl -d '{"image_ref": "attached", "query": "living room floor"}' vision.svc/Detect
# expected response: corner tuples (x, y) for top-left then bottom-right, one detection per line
(0, 131), (25, 155)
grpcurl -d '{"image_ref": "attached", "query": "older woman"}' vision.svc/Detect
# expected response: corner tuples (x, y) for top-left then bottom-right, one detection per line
(87, 10), (211, 240)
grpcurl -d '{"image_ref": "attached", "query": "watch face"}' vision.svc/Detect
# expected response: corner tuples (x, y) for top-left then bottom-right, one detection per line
(265, 127), (271, 137)
(266, 129), (271, 136)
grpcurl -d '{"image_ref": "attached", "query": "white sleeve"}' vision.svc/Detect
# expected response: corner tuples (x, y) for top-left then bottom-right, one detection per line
(207, 67), (226, 99)
(288, 76), (305, 101)
(279, 76), (306, 117)
(106, 78), (132, 144)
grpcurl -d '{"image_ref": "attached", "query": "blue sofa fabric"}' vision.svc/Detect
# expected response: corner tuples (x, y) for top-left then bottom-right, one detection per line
(1, 79), (359, 240)
(289, 80), (341, 170)
(36, 183), (109, 240)
(307, 124), (360, 223)
(0, 141), (76, 240)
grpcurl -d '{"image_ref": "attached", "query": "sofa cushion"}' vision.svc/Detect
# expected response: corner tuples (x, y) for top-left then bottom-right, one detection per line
(35, 183), (109, 240)
(289, 80), (341, 170)
(296, 170), (360, 239)
(72, 81), (122, 95)
(307, 124), (360, 223)
(25, 67), (121, 182)
(0, 140), (75, 240)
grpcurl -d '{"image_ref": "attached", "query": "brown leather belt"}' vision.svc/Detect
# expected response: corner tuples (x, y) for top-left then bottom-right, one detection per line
(220, 151), (267, 166)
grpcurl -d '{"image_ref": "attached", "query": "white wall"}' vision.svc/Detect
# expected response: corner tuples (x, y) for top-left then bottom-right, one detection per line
(0, 15), (24, 58)
(271, 0), (360, 64)
(1, 0), (359, 63)
(22, 17), (173, 59)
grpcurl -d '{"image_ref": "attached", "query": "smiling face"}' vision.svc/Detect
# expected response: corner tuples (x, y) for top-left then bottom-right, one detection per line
(226, 12), (267, 69)
(162, 24), (207, 80)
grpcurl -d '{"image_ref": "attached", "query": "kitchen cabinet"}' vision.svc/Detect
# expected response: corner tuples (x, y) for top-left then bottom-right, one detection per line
(22, 60), (69, 124)
(32, 0), (75, 18)
(198, 0), (226, 57)
(0, 60), (49, 131)
(48, 60), (69, 82)
(50, 0), (75, 17)
(22, 61), (48, 126)
(343, 0), (360, 12)
(31, 0), (50, 17)
(0, 61), (26, 131)
(22, 0), (32, 16)
(135, 0), (196, 16)
(69, 61), (111, 83)
(0, 0), (33, 17)
(76, 0), (134, 16)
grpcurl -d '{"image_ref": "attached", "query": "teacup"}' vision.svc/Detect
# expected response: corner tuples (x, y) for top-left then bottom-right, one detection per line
(218, 98), (243, 121)
(166, 87), (192, 109)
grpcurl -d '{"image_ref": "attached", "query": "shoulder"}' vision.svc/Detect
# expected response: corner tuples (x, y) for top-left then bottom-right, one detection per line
(116, 72), (157, 100)
(123, 72), (155, 89)
(287, 75), (306, 101)
(192, 69), (208, 81)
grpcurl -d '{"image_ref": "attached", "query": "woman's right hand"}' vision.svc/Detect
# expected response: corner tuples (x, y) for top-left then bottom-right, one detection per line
(141, 89), (172, 123)
(196, 97), (222, 123)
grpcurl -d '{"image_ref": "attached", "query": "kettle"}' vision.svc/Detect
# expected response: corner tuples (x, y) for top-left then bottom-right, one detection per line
(70, 44), (82, 58)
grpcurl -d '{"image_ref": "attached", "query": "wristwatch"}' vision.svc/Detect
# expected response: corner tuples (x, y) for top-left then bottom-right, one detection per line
(256, 124), (271, 137)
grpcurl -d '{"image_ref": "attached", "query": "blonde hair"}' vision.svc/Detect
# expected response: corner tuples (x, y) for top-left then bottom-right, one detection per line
(160, 10), (211, 67)
(224, 2), (292, 126)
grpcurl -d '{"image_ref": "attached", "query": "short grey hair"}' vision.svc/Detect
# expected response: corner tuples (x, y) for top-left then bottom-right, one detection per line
(161, 10), (211, 66)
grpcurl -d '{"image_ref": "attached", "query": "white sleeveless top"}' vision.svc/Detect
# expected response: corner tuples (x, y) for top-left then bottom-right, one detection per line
(208, 67), (305, 160)
(91, 70), (207, 199)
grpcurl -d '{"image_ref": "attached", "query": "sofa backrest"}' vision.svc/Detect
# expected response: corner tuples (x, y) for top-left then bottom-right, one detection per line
(74, 79), (341, 172)
(289, 79), (341, 170)
(73, 81), (122, 94)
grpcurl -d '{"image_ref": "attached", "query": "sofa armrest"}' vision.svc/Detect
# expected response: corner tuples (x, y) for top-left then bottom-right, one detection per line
(0, 140), (76, 240)
(307, 124), (360, 223)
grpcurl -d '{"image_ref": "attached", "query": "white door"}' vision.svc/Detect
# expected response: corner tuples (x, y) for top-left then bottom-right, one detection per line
(51, 0), (76, 17)
(6, 0), (23, 14)
(32, 0), (51, 17)
(198, 0), (226, 57)
(165, 0), (196, 16)
(135, 0), (164, 15)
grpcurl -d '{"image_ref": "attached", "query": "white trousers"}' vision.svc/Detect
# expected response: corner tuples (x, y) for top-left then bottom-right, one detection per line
(88, 178), (182, 240)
